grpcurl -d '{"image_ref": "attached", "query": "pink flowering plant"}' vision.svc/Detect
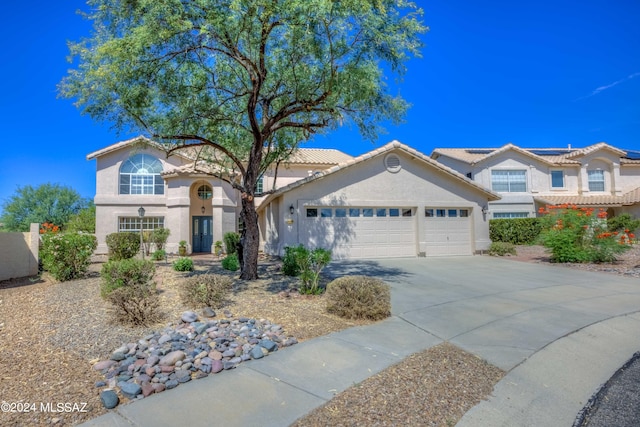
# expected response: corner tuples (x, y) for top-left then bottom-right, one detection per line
(538, 204), (634, 263)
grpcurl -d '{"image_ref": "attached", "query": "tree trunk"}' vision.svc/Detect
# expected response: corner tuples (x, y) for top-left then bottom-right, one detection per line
(239, 196), (260, 280)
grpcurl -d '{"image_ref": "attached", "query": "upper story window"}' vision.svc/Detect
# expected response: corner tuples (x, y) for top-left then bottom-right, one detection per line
(551, 170), (565, 188)
(255, 175), (264, 194)
(119, 154), (164, 195)
(588, 170), (605, 192)
(197, 184), (212, 199)
(491, 170), (526, 192)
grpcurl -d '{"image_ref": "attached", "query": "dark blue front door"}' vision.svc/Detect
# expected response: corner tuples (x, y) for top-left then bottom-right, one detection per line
(192, 216), (213, 253)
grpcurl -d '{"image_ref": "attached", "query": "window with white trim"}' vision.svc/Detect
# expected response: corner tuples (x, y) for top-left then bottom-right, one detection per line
(491, 170), (527, 192)
(119, 154), (164, 195)
(255, 175), (264, 193)
(588, 170), (605, 192)
(119, 217), (165, 232)
(550, 170), (564, 188)
(493, 212), (528, 219)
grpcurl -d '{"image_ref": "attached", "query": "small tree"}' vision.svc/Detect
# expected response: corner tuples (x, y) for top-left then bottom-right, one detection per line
(151, 228), (171, 251)
(65, 204), (96, 233)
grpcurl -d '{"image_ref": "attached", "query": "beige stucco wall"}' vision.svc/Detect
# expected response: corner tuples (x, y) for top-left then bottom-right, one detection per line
(0, 223), (39, 281)
(261, 150), (494, 257)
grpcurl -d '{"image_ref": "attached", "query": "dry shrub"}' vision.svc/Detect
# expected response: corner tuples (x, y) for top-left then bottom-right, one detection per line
(107, 282), (162, 326)
(325, 275), (391, 320)
(180, 274), (233, 309)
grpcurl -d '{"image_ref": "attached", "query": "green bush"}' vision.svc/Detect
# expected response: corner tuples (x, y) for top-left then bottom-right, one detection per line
(41, 232), (97, 281)
(488, 242), (517, 256)
(107, 282), (161, 326)
(607, 213), (640, 234)
(299, 248), (332, 295)
(221, 254), (240, 271)
(151, 249), (166, 261)
(539, 205), (630, 263)
(282, 245), (308, 276)
(106, 232), (140, 260)
(151, 228), (171, 251)
(489, 218), (543, 245)
(181, 274), (233, 309)
(173, 257), (194, 272)
(100, 258), (155, 297)
(325, 276), (391, 320)
(223, 232), (241, 255)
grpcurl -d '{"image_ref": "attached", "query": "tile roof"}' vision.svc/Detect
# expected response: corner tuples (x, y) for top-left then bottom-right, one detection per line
(536, 186), (640, 207)
(258, 141), (501, 209)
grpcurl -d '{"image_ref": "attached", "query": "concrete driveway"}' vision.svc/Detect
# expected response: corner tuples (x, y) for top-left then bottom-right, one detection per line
(83, 256), (640, 427)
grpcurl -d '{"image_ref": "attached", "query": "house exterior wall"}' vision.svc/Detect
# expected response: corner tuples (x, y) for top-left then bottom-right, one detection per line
(262, 150), (493, 257)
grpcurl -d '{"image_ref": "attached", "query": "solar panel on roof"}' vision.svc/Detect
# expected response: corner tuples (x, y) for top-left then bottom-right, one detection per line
(528, 149), (571, 156)
(466, 149), (494, 154)
(625, 151), (640, 160)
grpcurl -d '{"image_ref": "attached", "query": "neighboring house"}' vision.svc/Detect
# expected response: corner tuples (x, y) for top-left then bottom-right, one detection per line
(257, 141), (500, 258)
(87, 136), (352, 254)
(431, 142), (640, 219)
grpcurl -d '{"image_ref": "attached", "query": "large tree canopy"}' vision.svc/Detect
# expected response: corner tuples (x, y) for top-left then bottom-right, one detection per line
(60, 0), (427, 278)
(0, 184), (91, 232)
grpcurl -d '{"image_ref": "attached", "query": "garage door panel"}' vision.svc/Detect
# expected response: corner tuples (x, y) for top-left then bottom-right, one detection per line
(425, 208), (472, 256)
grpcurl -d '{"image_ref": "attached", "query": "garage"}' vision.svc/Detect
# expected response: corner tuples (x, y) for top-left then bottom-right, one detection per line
(424, 207), (473, 256)
(300, 206), (416, 258)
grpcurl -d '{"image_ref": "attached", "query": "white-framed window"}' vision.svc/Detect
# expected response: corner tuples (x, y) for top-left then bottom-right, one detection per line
(491, 170), (527, 192)
(118, 216), (165, 232)
(119, 154), (164, 195)
(493, 212), (528, 219)
(255, 175), (264, 194)
(588, 170), (605, 192)
(550, 170), (564, 188)
(197, 184), (212, 199)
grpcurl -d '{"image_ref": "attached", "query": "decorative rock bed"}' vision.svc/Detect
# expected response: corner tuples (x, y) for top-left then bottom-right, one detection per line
(93, 311), (298, 409)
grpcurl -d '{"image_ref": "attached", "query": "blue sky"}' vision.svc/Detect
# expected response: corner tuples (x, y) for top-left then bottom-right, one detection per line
(1, 1), (638, 213)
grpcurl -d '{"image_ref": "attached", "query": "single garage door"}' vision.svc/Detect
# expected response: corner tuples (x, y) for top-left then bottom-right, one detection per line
(301, 207), (416, 259)
(424, 208), (472, 256)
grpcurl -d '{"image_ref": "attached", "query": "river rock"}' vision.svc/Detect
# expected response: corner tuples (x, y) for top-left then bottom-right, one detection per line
(100, 390), (119, 409)
(181, 311), (199, 323)
(159, 351), (185, 366)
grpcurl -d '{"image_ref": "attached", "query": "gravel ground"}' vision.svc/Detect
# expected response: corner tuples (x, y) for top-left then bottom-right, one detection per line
(1, 246), (637, 427)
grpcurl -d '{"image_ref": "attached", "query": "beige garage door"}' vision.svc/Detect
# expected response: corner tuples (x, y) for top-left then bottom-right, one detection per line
(301, 207), (416, 259)
(424, 208), (472, 256)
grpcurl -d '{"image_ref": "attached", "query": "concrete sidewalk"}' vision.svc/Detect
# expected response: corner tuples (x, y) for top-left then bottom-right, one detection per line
(81, 257), (640, 427)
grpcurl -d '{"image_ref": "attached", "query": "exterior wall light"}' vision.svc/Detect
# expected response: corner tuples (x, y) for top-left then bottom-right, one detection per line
(481, 205), (489, 215)
(289, 205), (295, 215)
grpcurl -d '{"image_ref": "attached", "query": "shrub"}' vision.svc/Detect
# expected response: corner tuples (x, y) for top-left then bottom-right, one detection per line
(489, 218), (543, 244)
(221, 254), (240, 271)
(151, 228), (171, 251)
(223, 232), (241, 255)
(106, 232), (140, 260)
(40, 232), (97, 281)
(488, 242), (517, 256)
(107, 282), (161, 326)
(151, 249), (166, 261)
(282, 245), (308, 276)
(325, 276), (391, 320)
(181, 274), (233, 309)
(607, 213), (640, 234)
(173, 257), (194, 272)
(100, 258), (155, 297)
(538, 204), (632, 263)
(299, 248), (332, 295)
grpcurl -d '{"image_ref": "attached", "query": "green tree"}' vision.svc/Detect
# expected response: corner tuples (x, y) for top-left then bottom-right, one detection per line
(59, 0), (427, 279)
(0, 184), (91, 232)
(65, 203), (96, 233)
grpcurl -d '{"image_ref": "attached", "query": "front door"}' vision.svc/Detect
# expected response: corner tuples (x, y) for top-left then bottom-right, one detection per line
(192, 216), (213, 253)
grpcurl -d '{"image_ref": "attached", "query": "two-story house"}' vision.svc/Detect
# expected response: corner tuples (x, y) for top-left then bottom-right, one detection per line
(431, 142), (640, 219)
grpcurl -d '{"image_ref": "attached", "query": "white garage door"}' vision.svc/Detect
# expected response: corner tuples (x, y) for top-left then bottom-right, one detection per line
(424, 208), (472, 256)
(301, 207), (416, 259)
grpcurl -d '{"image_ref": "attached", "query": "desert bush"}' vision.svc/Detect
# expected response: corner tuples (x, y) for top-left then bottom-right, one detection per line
(40, 232), (97, 281)
(151, 228), (171, 251)
(107, 282), (161, 326)
(221, 253), (240, 271)
(223, 232), (241, 255)
(282, 245), (308, 276)
(181, 274), (233, 309)
(538, 204), (631, 263)
(489, 218), (543, 244)
(106, 232), (140, 260)
(173, 257), (194, 272)
(325, 275), (391, 320)
(100, 258), (155, 297)
(488, 242), (517, 256)
(607, 213), (640, 234)
(151, 249), (166, 261)
(299, 248), (332, 295)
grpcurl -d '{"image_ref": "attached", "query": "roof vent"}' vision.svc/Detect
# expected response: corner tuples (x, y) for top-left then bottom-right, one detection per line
(385, 154), (401, 173)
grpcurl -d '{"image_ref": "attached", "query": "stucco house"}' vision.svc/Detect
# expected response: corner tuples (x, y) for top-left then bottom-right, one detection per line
(431, 142), (640, 219)
(88, 138), (500, 258)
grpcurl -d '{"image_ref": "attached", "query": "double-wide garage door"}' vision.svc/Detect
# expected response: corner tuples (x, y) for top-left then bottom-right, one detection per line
(301, 207), (415, 259)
